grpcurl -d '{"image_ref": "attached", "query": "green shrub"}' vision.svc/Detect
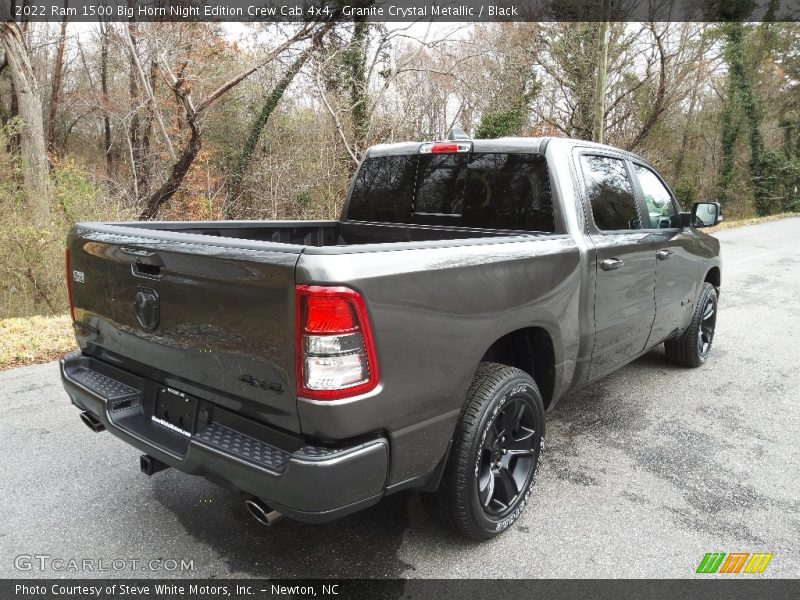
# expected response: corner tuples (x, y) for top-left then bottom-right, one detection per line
(0, 130), (133, 318)
(474, 109), (526, 139)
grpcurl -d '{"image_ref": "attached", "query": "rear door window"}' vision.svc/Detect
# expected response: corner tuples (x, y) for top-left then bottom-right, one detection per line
(581, 155), (642, 231)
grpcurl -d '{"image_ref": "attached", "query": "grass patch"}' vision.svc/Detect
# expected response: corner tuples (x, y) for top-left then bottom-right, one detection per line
(0, 314), (75, 370)
(707, 212), (799, 233)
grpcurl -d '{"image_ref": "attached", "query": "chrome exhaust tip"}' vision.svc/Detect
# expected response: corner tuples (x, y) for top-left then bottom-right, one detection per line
(245, 498), (283, 527)
(80, 411), (105, 433)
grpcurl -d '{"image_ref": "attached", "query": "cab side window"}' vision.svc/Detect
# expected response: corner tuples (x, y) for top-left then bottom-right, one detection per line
(633, 164), (677, 229)
(581, 155), (642, 231)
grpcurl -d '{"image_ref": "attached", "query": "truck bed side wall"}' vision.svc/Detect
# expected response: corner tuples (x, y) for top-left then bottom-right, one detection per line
(295, 237), (583, 487)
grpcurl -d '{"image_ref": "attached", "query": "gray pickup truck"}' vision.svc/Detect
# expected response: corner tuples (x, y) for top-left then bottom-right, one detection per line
(61, 135), (721, 540)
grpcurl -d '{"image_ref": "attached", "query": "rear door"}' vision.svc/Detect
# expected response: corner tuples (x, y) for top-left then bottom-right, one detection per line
(67, 226), (302, 432)
(577, 153), (657, 380)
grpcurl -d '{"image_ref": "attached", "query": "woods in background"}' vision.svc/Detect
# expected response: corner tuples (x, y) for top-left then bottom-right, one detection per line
(2, 19), (800, 318)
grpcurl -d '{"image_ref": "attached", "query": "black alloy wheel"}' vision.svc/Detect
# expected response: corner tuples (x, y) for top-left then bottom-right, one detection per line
(477, 397), (538, 518)
(423, 362), (545, 540)
(665, 281), (719, 368)
(697, 291), (717, 358)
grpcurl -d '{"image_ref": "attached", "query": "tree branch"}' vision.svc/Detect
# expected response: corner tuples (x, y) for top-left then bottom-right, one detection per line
(123, 24), (176, 162)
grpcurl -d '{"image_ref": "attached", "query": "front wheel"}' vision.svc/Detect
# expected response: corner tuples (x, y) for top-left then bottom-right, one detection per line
(424, 362), (545, 540)
(664, 281), (718, 368)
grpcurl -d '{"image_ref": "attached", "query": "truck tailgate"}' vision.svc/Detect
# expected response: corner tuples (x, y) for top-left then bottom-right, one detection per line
(67, 225), (302, 433)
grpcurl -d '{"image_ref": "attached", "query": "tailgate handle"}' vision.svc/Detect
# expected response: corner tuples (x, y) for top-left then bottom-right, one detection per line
(121, 247), (164, 278)
(121, 247), (163, 265)
(119, 247), (164, 270)
(132, 262), (162, 278)
(121, 246), (155, 258)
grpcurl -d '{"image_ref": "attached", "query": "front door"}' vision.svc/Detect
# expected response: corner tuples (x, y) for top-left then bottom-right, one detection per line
(629, 162), (699, 344)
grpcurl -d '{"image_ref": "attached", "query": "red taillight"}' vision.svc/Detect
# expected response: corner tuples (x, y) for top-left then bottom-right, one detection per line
(65, 248), (75, 322)
(431, 143), (458, 153)
(304, 296), (357, 333)
(295, 285), (379, 401)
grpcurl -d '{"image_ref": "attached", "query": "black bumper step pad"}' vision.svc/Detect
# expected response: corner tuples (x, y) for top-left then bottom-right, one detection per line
(70, 367), (141, 402)
(195, 422), (292, 474)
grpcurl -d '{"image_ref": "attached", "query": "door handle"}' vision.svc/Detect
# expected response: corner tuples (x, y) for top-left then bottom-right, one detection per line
(600, 258), (624, 271)
(656, 249), (674, 260)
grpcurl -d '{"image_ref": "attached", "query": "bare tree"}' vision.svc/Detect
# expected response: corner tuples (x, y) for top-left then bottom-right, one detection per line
(124, 24), (176, 163)
(316, 22), (464, 164)
(535, 22), (604, 140)
(99, 21), (113, 178)
(1, 22), (49, 225)
(230, 23), (335, 198)
(138, 22), (319, 219)
(593, 0), (611, 143)
(47, 12), (69, 154)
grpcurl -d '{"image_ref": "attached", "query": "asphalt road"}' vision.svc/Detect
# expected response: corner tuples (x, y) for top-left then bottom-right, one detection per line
(1, 218), (798, 579)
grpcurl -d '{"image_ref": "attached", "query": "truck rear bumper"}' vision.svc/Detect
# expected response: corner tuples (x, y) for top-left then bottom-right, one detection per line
(60, 352), (388, 523)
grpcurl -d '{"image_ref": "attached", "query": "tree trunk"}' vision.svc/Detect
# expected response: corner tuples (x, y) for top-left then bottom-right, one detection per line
(47, 9), (68, 155)
(230, 46), (315, 197)
(140, 76), (155, 194)
(674, 60), (703, 182)
(8, 77), (21, 148)
(128, 22), (148, 197)
(138, 116), (201, 220)
(626, 23), (668, 152)
(1, 22), (49, 226)
(100, 21), (113, 179)
(124, 24), (176, 163)
(347, 18), (369, 158)
(592, 2), (611, 144)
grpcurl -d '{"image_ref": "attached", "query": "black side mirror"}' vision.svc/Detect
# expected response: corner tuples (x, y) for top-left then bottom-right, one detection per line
(687, 201), (723, 228)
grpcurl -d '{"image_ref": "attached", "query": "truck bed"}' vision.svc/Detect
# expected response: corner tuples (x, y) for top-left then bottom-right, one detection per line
(66, 218), (547, 439)
(103, 219), (529, 250)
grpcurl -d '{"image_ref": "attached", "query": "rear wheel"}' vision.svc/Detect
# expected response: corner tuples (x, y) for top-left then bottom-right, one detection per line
(424, 362), (545, 540)
(664, 281), (718, 367)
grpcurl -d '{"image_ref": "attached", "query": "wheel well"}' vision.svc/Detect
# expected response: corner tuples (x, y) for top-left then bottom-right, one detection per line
(481, 327), (556, 409)
(705, 267), (721, 289)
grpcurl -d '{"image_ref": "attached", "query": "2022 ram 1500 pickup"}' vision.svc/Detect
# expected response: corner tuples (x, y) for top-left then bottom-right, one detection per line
(61, 135), (722, 540)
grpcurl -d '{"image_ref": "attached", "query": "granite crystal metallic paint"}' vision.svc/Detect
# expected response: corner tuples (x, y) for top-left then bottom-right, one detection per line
(60, 137), (721, 523)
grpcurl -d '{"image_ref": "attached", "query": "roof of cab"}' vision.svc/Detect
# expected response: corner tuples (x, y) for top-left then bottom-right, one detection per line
(363, 136), (647, 163)
(365, 137), (548, 157)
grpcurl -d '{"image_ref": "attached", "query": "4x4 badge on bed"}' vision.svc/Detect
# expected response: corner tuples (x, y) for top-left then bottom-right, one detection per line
(239, 374), (283, 394)
(134, 287), (160, 331)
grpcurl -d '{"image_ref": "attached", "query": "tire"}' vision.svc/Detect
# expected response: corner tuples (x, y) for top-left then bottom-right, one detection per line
(664, 281), (718, 368)
(424, 362), (545, 541)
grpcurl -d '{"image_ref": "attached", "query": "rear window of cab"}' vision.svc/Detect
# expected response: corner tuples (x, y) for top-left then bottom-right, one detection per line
(347, 153), (555, 233)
